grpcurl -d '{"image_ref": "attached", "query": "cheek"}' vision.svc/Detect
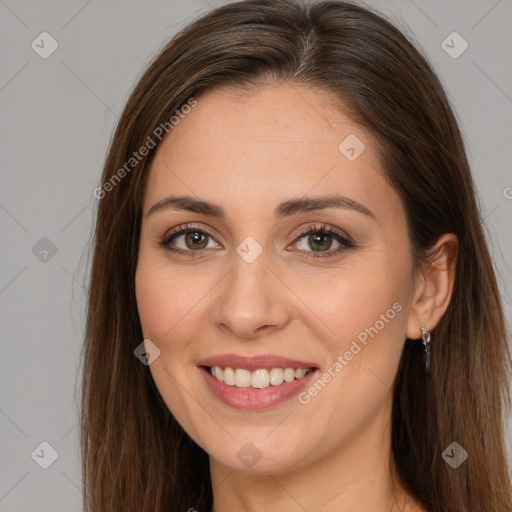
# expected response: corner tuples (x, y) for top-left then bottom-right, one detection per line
(135, 256), (208, 344)
(135, 259), (210, 439)
(294, 273), (407, 445)
(297, 263), (407, 345)
(135, 267), (171, 341)
(294, 258), (410, 409)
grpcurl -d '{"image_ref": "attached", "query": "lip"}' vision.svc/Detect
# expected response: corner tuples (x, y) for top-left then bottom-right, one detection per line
(196, 353), (319, 371)
(198, 365), (319, 410)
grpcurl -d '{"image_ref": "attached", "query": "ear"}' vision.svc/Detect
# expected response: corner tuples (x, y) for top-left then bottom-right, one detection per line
(406, 233), (459, 340)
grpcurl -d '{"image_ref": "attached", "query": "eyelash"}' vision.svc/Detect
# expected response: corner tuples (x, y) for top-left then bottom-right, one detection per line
(160, 223), (355, 260)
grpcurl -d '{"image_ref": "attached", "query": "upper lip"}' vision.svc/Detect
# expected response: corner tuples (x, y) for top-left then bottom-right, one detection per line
(197, 353), (319, 371)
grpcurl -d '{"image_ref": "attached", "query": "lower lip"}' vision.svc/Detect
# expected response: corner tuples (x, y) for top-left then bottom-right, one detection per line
(198, 366), (318, 410)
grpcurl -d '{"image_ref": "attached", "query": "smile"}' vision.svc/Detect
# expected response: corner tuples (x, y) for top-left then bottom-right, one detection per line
(196, 354), (320, 409)
(206, 365), (314, 388)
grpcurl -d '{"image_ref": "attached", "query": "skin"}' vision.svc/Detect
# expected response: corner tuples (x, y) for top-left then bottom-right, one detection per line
(135, 83), (458, 512)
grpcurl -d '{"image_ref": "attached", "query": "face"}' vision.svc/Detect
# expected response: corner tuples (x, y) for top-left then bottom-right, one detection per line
(135, 84), (416, 475)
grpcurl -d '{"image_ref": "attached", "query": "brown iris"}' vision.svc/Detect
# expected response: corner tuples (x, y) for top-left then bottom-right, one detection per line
(185, 231), (209, 250)
(308, 233), (332, 252)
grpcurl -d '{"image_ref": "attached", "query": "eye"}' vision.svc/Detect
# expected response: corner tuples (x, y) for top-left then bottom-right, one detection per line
(160, 224), (220, 256)
(291, 224), (354, 259)
(160, 222), (355, 259)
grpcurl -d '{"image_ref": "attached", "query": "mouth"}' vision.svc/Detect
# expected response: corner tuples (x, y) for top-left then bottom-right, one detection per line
(196, 354), (320, 409)
(202, 365), (316, 388)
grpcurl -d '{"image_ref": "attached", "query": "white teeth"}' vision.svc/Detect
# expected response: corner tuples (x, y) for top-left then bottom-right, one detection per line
(283, 368), (295, 382)
(212, 366), (223, 382)
(223, 367), (235, 386)
(209, 365), (311, 388)
(269, 367), (284, 385)
(234, 368), (252, 387)
(251, 369), (269, 388)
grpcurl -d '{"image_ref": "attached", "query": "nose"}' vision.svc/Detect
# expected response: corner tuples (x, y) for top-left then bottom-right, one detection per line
(211, 250), (292, 340)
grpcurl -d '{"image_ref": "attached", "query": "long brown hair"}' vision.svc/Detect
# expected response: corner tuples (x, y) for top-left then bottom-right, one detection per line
(81, 1), (512, 510)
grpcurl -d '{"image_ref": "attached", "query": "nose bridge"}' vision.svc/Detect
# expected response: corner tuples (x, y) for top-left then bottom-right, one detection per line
(212, 243), (290, 338)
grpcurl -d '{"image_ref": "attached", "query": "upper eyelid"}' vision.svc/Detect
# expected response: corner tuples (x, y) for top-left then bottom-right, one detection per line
(164, 224), (218, 242)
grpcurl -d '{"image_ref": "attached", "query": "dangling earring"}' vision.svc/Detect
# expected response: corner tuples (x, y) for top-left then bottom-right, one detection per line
(420, 327), (431, 373)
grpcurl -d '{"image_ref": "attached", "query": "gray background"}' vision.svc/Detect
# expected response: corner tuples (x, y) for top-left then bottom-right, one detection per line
(1, 0), (511, 510)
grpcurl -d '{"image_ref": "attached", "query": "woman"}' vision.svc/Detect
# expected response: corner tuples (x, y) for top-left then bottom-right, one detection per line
(81, 1), (512, 511)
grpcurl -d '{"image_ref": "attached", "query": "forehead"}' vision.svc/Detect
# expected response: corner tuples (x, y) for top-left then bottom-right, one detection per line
(143, 84), (401, 225)
(166, 83), (364, 162)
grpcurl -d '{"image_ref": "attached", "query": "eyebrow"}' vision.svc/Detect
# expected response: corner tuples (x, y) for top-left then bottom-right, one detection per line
(146, 194), (376, 220)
